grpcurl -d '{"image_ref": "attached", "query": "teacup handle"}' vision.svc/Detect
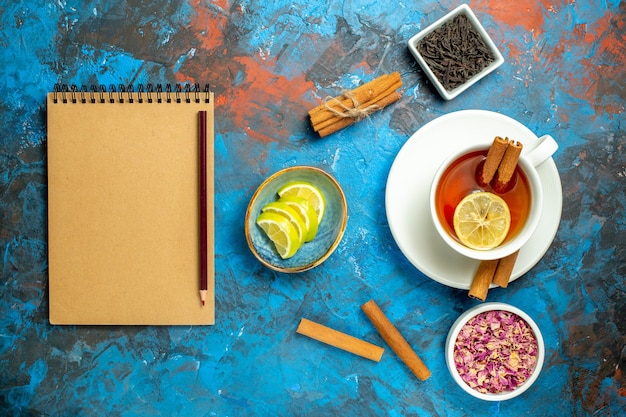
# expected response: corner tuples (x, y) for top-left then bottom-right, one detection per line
(523, 134), (558, 167)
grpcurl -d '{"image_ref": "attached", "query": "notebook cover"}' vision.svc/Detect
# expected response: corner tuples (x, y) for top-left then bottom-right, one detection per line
(47, 89), (215, 325)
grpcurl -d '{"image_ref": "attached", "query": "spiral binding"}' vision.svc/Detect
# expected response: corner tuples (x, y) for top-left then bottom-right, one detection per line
(52, 83), (211, 104)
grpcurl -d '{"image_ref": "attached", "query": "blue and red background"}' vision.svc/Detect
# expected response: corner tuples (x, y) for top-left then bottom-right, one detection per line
(1, 1), (624, 415)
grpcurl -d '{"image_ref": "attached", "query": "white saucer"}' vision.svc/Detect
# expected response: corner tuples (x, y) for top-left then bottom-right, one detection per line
(385, 110), (562, 289)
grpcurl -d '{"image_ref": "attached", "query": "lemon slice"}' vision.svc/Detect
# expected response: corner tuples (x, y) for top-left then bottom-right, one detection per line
(453, 191), (511, 250)
(277, 181), (326, 224)
(261, 201), (306, 245)
(256, 212), (301, 259)
(278, 196), (319, 242)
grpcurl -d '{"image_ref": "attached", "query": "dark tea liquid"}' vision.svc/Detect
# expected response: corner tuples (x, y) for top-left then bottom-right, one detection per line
(435, 150), (531, 245)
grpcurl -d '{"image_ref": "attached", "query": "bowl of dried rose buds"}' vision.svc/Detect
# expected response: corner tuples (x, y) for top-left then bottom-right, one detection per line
(445, 302), (544, 401)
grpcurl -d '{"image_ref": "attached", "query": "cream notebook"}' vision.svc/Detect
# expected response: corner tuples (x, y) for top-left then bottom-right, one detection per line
(47, 84), (215, 325)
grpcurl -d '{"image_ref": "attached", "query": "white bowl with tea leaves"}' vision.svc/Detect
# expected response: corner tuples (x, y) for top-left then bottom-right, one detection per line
(407, 4), (504, 100)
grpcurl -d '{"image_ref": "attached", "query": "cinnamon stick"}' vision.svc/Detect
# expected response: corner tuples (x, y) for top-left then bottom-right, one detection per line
(468, 249), (519, 298)
(311, 81), (401, 134)
(296, 318), (385, 362)
(308, 74), (394, 119)
(468, 259), (499, 301)
(309, 72), (402, 137)
(308, 72), (401, 121)
(316, 91), (401, 137)
(478, 136), (508, 186)
(492, 249), (520, 288)
(361, 300), (431, 381)
(467, 139), (524, 299)
(493, 140), (523, 193)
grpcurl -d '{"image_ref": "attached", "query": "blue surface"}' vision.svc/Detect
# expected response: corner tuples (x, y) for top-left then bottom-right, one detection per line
(1, 1), (625, 416)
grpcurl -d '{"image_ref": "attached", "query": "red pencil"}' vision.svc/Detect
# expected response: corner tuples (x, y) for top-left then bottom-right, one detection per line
(199, 110), (208, 306)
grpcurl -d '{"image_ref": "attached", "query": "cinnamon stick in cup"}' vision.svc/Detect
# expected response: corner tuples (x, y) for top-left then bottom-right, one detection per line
(493, 140), (523, 193)
(478, 136), (508, 186)
(468, 138), (524, 300)
(361, 300), (431, 381)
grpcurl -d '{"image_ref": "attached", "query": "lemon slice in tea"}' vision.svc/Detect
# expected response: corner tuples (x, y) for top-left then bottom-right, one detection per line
(256, 212), (301, 259)
(453, 191), (511, 250)
(277, 196), (319, 242)
(277, 181), (326, 224)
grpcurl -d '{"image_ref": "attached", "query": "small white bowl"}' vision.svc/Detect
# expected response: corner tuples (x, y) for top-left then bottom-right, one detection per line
(445, 302), (545, 401)
(407, 4), (504, 100)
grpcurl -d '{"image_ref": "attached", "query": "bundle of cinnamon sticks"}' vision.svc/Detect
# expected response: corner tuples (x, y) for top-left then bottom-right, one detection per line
(308, 72), (402, 137)
(468, 136), (523, 301)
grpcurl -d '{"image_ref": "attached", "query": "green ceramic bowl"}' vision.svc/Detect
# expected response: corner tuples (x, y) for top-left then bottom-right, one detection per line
(245, 166), (347, 273)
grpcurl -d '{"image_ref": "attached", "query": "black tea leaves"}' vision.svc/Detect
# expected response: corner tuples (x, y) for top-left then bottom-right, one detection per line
(417, 13), (496, 92)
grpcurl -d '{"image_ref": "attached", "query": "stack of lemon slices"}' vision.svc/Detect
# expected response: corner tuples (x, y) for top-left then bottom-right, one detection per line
(256, 181), (326, 259)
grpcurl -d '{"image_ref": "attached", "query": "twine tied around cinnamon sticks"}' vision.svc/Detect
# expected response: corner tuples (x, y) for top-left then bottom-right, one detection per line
(322, 90), (381, 122)
(468, 136), (524, 301)
(309, 72), (403, 137)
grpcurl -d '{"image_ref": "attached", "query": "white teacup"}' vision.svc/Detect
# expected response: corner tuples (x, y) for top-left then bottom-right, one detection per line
(430, 135), (558, 260)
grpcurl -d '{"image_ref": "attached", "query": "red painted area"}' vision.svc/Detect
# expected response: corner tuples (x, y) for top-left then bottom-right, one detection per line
(567, 10), (625, 116)
(469, 0), (549, 70)
(226, 56), (314, 143)
(179, 2), (316, 145)
(592, 13), (626, 71)
(474, 0), (624, 117)
(211, 0), (230, 10)
(473, 0), (547, 33)
(187, 0), (228, 51)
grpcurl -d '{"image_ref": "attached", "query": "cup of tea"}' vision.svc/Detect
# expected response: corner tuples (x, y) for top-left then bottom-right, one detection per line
(430, 135), (558, 260)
